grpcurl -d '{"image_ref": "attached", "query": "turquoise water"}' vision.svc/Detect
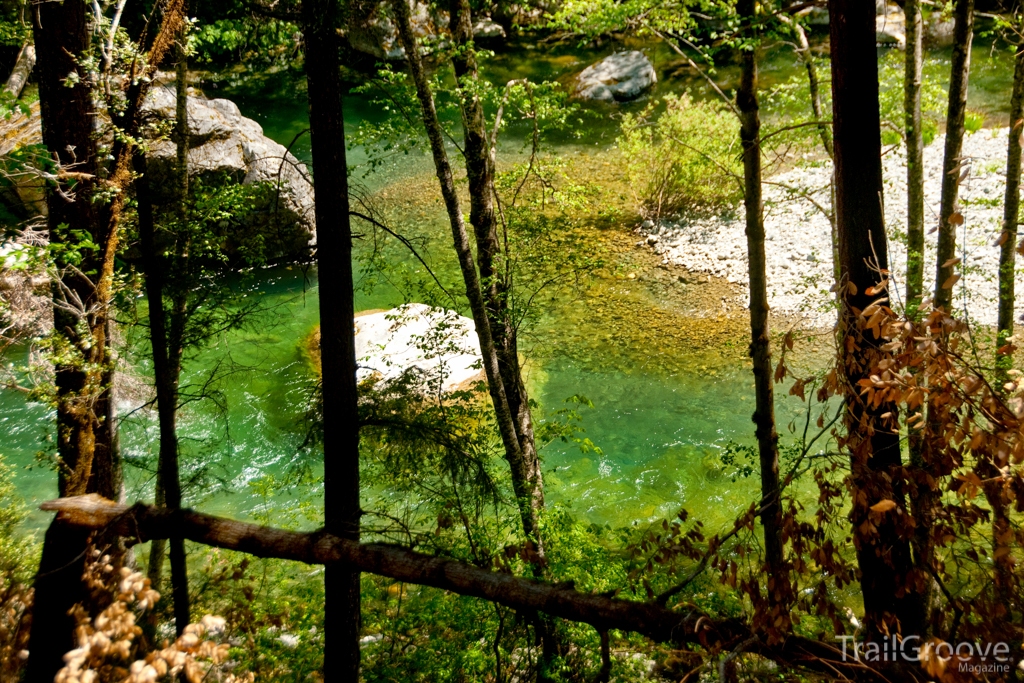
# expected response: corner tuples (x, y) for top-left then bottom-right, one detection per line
(1, 32), (1016, 534)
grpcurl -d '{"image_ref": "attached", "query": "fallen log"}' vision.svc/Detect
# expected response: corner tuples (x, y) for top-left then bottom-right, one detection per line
(40, 495), (903, 681)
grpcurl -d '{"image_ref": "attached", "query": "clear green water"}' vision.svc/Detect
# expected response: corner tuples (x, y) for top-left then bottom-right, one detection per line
(2, 33), (1017, 534)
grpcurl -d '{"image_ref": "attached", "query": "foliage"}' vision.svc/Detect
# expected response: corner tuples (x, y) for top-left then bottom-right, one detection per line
(877, 48), (946, 147)
(0, 452), (35, 680)
(191, 18), (300, 67)
(617, 93), (741, 222)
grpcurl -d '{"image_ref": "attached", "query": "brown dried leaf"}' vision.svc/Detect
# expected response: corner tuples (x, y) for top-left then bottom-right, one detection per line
(949, 212), (965, 226)
(941, 274), (961, 290)
(870, 499), (898, 513)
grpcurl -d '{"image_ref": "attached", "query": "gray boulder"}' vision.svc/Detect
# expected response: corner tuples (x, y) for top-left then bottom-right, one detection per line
(925, 14), (956, 48)
(574, 51), (657, 103)
(0, 88), (317, 261)
(876, 3), (906, 48)
(142, 86), (316, 258)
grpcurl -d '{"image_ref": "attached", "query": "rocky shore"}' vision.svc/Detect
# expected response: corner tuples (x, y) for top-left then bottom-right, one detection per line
(641, 128), (1018, 329)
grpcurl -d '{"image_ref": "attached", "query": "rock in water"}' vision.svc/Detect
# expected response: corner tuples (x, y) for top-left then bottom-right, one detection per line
(355, 304), (483, 393)
(142, 87), (317, 260)
(0, 88), (317, 262)
(875, 3), (906, 49)
(574, 51), (657, 103)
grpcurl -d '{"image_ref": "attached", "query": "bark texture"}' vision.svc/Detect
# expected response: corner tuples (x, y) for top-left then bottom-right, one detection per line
(447, 0), (546, 563)
(828, 0), (925, 642)
(997, 36), (1024, 365)
(904, 0), (925, 316)
(934, 0), (974, 313)
(301, 0), (362, 677)
(3, 43), (34, 97)
(737, 0), (786, 627)
(26, 5), (114, 679)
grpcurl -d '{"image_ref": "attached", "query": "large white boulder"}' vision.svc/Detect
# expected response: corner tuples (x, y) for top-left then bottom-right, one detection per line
(355, 304), (482, 393)
(574, 51), (657, 103)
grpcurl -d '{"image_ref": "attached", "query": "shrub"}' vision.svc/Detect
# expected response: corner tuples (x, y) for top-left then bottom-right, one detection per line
(0, 453), (37, 680)
(617, 94), (741, 223)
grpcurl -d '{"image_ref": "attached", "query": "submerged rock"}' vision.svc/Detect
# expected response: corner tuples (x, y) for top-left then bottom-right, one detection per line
(355, 303), (482, 393)
(574, 51), (657, 103)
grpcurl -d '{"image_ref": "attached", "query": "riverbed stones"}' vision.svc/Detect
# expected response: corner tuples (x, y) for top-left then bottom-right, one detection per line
(642, 128), (1018, 329)
(355, 303), (482, 393)
(574, 51), (657, 103)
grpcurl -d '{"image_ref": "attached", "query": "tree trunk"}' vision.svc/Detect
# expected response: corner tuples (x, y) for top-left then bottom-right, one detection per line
(934, 0), (974, 313)
(25, 4), (115, 679)
(828, 0), (925, 643)
(3, 43), (34, 98)
(737, 0), (787, 635)
(902, 0), (937, 635)
(301, 0), (362, 677)
(904, 0), (925, 317)
(447, 0), (546, 566)
(997, 33), (1024, 374)
(389, 0), (537, 562)
(140, 30), (191, 634)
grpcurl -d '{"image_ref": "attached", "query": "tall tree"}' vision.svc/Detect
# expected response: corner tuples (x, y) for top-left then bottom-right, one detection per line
(140, 22), (192, 634)
(25, 4), (111, 677)
(997, 20), (1024, 374)
(904, 0), (925, 317)
(447, 0), (547, 564)
(737, 0), (787, 634)
(934, 0), (974, 313)
(301, 0), (362, 677)
(27, 1), (185, 678)
(828, 0), (925, 642)
(389, 0), (547, 573)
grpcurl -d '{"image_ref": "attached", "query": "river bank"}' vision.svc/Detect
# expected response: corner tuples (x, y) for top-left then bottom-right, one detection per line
(642, 127), (1018, 329)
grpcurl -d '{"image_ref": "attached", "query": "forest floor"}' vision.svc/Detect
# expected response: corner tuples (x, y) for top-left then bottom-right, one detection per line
(642, 127), (1017, 329)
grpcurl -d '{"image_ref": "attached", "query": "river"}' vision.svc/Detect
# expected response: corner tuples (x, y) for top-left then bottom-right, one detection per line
(2, 32), (1017, 533)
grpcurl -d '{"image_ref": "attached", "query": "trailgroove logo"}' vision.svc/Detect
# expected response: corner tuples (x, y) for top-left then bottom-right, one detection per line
(835, 635), (1012, 670)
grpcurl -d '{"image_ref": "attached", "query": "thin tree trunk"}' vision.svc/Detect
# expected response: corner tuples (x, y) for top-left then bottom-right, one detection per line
(3, 43), (34, 98)
(903, 0), (937, 635)
(828, 0), (925, 643)
(447, 0), (546, 565)
(737, 0), (786, 634)
(989, 23), (1024, 627)
(934, 0), (974, 313)
(997, 34), (1024, 374)
(905, 0), (925, 317)
(389, 0), (535, 561)
(301, 0), (362, 678)
(143, 29), (191, 635)
(25, 4), (113, 678)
